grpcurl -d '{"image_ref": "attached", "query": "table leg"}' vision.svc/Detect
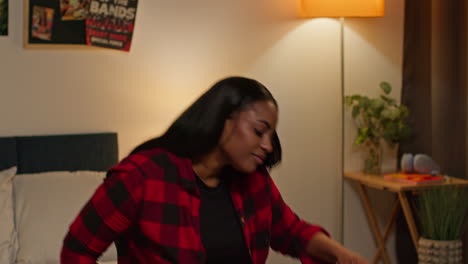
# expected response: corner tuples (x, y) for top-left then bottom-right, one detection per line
(372, 199), (400, 263)
(357, 184), (392, 264)
(398, 191), (419, 248)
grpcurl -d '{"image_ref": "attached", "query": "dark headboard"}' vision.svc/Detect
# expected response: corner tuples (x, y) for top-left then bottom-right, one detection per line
(0, 133), (118, 173)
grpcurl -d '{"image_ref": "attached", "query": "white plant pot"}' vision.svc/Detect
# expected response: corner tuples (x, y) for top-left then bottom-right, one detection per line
(418, 237), (463, 264)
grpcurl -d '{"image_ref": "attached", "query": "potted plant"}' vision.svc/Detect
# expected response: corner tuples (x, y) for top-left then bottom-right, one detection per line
(344, 81), (411, 174)
(416, 186), (468, 264)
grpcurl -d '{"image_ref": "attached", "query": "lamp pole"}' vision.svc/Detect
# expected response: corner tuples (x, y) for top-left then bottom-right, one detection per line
(339, 16), (345, 245)
(301, 0), (385, 247)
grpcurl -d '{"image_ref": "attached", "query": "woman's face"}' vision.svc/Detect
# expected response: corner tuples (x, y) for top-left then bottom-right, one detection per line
(219, 100), (278, 174)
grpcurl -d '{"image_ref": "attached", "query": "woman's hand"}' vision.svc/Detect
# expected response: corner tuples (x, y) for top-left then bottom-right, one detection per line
(306, 232), (369, 264)
(335, 247), (368, 264)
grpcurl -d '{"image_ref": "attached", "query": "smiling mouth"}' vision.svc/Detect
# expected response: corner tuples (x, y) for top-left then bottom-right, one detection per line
(252, 154), (265, 165)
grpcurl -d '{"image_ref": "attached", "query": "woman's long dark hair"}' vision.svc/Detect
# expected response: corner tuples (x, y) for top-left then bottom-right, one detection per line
(131, 76), (282, 168)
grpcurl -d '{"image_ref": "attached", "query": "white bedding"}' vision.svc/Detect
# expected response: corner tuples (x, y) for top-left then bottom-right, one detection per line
(11, 171), (117, 264)
(0, 167), (17, 264)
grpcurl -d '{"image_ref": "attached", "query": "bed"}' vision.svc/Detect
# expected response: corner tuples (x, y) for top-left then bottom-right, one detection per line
(0, 133), (119, 264)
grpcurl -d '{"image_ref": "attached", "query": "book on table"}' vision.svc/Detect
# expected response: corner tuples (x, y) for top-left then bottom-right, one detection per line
(384, 173), (445, 185)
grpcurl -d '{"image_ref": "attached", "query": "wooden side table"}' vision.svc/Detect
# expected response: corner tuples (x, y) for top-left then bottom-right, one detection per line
(344, 172), (468, 264)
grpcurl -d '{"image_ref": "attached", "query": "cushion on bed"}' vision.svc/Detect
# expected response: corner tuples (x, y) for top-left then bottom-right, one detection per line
(13, 171), (117, 264)
(0, 166), (18, 264)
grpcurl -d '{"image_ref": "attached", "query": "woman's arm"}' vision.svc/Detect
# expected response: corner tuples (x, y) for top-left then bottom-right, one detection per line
(265, 169), (368, 264)
(265, 172), (329, 262)
(61, 158), (145, 264)
(306, 232), (368, 264)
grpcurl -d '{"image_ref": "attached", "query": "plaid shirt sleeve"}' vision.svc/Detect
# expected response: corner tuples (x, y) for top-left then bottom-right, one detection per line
(267, 174), (330, 264)
(61, 157), (145, 264)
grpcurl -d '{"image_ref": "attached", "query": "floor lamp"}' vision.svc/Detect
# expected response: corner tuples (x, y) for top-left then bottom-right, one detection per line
(300, 0), (385, 246)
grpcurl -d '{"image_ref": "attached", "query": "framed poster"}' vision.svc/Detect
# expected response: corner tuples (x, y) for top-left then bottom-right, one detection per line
(0, 0), (7, 36)
(24, 0), (93, 49)
(24, 0), (138, 51)
(86, 0), (138, 51)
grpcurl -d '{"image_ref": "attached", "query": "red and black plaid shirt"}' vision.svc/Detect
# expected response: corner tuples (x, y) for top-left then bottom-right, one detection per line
(61, 148), (329, 264)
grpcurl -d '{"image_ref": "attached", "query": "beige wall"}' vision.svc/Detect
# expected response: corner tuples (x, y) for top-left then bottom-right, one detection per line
(246, 17), (343, 263)
(0, 0), (403, 263)
(343, 0), (404, 262)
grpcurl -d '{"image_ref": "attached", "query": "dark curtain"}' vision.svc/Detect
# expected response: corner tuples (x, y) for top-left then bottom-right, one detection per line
(397, 0), (467, 262)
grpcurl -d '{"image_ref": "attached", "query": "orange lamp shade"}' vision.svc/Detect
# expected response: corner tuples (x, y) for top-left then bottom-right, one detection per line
(301, 0), (384, 17)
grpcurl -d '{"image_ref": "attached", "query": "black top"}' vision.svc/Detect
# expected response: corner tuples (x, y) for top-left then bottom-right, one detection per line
(196, 174), (252, 264)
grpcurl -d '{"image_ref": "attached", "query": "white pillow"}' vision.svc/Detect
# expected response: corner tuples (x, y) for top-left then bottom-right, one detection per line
(13, 171), (117, 264)
(0, 166), (17, 264)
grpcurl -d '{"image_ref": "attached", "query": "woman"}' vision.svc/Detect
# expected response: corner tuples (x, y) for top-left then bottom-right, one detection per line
(61, 77), (367, 264)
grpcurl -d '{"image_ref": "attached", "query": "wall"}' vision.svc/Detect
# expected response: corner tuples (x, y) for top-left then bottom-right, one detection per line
(343, 0), (405, 262)
(0, 0), (404, 263)
(247, 17), (343, 263)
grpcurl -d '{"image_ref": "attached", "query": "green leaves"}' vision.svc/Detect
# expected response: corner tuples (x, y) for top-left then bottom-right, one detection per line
(344, 81), (411, 147)
(369, 98), (384, 118)
(381, 108), (400, 120)
(380, 95), (396, 106)
(417, 186), (468, 240)
(352, 105), (360, 119)
(354, 127), (369, 145)
(380, 81), (392, 95)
